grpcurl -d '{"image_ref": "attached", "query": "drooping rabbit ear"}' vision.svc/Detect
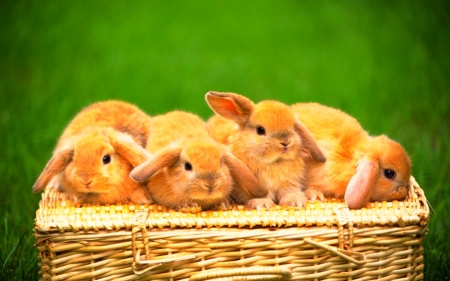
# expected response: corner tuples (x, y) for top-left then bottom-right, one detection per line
(110, 133), (152, 167)
(205, 91), (255, 126)
(344, 158), (378, 209)
(222, 152), (268, 198)
(32, 148), (74, 193)
(294, 120), (326, 163)
(130, 147), (182, 182)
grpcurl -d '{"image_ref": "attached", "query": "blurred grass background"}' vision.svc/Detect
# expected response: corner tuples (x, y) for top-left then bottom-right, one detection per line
(0, 1), (448, 280)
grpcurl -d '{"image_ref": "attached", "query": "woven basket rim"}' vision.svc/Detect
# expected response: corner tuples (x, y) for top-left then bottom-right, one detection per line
(34, 176), (429, 233)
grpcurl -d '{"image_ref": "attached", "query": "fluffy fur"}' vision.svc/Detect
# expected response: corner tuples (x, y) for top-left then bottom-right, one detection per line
(205, 91), (326, 210)
(33, 100), (152, 205)
(130, 110), (267, 212)
(291, 102), (412, 209)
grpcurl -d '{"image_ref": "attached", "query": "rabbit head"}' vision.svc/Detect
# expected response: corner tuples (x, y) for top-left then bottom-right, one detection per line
(33, 128), (152, 205)
(205, 91), (326, 165)
(131, 138), (265, 211)
(345, 135), (412, 209)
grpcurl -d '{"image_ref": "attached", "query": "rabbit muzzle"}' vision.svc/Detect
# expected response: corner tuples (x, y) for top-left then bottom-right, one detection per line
(75, 173), (98, 191)
(200, 174), (220, 191)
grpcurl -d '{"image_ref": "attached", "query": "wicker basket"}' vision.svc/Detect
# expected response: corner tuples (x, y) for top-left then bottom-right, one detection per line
(34, 176), (429, 281)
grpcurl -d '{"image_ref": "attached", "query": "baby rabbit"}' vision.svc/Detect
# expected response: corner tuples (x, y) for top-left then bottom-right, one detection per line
(291, 102), (412, 209)
(205, 91), (326, 210)
(130, 110), (267, 212)
(32, 100), (153, 205)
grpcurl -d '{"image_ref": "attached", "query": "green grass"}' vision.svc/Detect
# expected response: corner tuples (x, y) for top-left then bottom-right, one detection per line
(1, 1), (449, 280)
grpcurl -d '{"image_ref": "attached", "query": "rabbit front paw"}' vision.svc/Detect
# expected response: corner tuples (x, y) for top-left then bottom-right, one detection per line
(217, 200), (234, 211)
(279, 192), (307, 208)
(178, 202), (202, 213)
(247, 198), (275, 210)
(305, 188), (325, 201)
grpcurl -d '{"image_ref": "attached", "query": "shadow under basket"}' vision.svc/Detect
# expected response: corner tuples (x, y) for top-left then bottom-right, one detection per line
(34, 177), (429, 281)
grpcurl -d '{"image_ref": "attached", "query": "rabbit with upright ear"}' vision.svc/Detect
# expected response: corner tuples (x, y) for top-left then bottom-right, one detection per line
(32, 100), (153, 205)
(291, 102), (412, 209)
(205, 91), (326, 210)
(130, 110), (267, 212)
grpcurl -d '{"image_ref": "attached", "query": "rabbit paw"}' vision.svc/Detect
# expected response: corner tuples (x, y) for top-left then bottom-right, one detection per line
(305, 188), (325, 201)
(178, 203), (202, 213)
(247, 198), (275, 210)
(217, 200), (233, 211)
(279, 192), (307, 208)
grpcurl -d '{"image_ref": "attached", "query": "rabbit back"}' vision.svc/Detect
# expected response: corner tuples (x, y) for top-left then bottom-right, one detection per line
(57, 100), (151, 150)
(147, 110), (210, 152)
(291, 102), (411, 207)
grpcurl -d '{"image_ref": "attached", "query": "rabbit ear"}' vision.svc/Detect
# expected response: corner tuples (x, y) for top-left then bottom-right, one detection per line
(130, 147), (182, 182)
(110, 133), (151, 167)
(223, 152), (268, 198)
(294, 120), (326, 163)
(32, 148), (74, 193)
(344, 158), (378, 209)
(205, 91), (255, 126)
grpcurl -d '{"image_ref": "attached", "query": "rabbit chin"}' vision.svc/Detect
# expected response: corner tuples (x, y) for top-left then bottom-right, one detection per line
(74, 192), (103, 204)
(69, 180), (113, 195)
(263, 147), (300, 164)
(190, 189), (227, 201)
(193, 197), (225, 208)
(69, 184), (127, 205)
(372, 183), (409, 202)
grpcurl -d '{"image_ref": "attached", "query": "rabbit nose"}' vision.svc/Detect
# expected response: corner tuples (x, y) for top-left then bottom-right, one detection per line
(276, 132), (291, 146)
(80, 179), (92, 185)
(78, 174), (93, 186)
(204, 183), (218, 191)
(203, 178), (218, 190)
(280, 141), (291, 147)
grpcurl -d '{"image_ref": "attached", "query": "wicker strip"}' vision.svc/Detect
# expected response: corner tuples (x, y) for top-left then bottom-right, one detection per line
(189, 267), (292, 281)
(35, 177), (428, 281)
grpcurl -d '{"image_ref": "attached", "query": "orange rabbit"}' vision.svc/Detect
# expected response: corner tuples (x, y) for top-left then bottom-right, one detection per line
(205, 91), (326, 210)
(130, 110), (267, 212)
(32, 100), (152, 205)
(291, 102), (412, 209)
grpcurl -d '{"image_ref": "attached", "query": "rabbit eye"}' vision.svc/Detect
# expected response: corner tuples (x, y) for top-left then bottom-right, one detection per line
(102, 155), (111, 165)
(256, 126), (266, 135)
(184, 162), (193, 171)
(384, 169), (396, 179)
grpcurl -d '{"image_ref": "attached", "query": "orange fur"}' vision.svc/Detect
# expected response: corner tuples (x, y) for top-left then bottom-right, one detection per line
(57, 100), (150, 148)
(291, 102), (412, 208)
(206, 115), (238, 145)
(33, 100), (152, 205)
(206, 92), (325, 210)
(130, 110), (266, 212)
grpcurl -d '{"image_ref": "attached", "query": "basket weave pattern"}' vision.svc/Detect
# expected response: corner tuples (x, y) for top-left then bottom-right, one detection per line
(34, 177), (429, 281)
